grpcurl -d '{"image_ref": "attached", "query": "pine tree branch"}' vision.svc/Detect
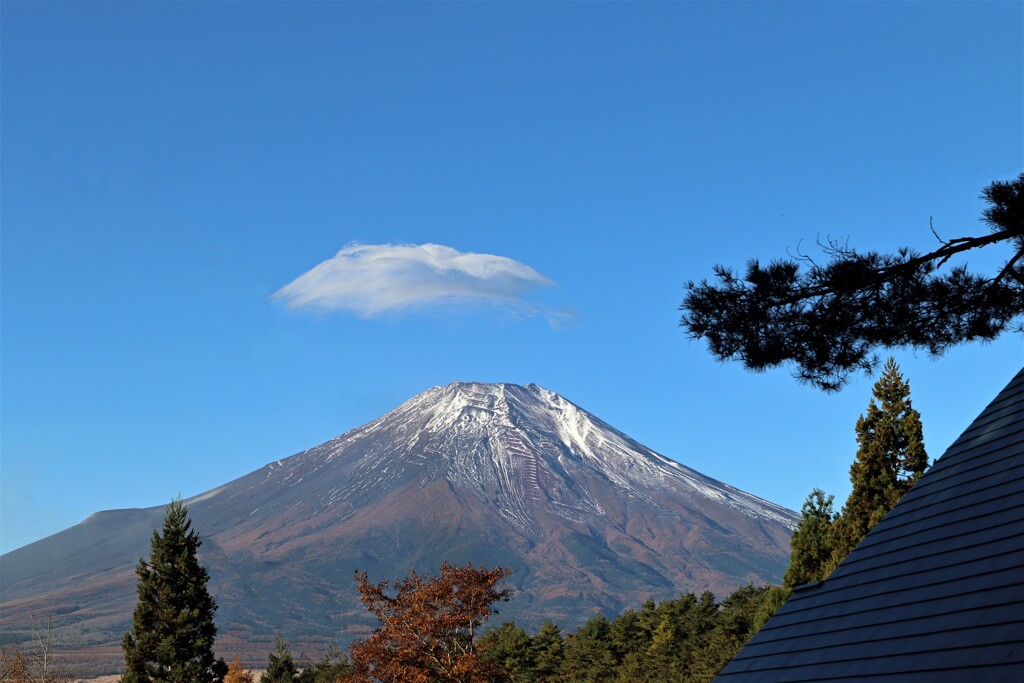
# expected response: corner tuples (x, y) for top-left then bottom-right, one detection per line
(680, 174), (1024, 391)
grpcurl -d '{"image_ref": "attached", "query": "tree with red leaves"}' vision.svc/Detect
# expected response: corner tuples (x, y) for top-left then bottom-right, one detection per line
(347, 562), (513, 683)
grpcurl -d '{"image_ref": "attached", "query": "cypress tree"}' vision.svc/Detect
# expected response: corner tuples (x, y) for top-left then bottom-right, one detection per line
(120, 499), (225, 683)
(831, 358), (927, 565)
(782, 489), (837, 588)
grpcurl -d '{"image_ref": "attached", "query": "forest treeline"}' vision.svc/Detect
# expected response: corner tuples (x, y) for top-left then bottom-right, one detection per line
(247, 582), (782, 683)
(475, 584), (783, 683)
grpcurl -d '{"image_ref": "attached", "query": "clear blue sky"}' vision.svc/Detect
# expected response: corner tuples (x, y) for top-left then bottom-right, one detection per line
(2, 1), (1021, 555)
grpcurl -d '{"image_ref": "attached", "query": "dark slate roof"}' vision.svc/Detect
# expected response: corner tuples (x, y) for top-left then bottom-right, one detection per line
(717, 367), (1024, 682)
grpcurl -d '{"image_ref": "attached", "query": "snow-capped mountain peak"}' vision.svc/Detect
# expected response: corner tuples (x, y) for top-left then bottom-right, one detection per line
(255, 382), (796, 535)
(2, 381), (797, 669)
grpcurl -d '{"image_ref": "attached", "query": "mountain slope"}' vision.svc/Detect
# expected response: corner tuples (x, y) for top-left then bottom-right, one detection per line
(1, 382), (797, 673)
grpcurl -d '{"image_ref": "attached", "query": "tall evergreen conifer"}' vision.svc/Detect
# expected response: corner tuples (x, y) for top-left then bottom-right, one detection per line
(527, 620), (563, 681)
(478, 622), (532, 683)
(830, 358), (927, 565)
(120, 499), (225, 683)
(259, 638), (296, 683)
(607, 610), (645, 664)
(644, 616), (686, 681)
(782, 489), (837, 588)
(560, 613), (616, 682)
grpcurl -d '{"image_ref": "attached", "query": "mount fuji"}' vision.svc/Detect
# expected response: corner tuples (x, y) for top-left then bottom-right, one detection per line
(1, 382), (797, 672)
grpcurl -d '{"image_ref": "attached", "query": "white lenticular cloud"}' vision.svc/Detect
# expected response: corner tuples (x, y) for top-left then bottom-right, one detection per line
(273, 243), (556, 317)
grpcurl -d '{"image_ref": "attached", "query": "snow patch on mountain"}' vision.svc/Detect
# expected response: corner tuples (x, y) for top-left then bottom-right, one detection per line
(252, 382), (796, 534)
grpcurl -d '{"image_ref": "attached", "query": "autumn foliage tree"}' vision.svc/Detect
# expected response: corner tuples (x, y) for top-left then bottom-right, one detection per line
(224, 658), (256, 683)
(348, 562), (512, 683)
(0, 616), (75, 683)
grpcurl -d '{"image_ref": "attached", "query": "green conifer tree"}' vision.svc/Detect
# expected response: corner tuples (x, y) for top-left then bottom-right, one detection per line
(478, 621), (532, 683)
(644, 615), (686, 682)
(528, 620), (564, 682)
(607, 609), (645, 664)
(699, 585), (770, 677)
(613, 652), (645, 683)
(634, 599), (661, 647)
(293, 645), (352, 683)
(830, 358), (927, 566)
(751, 586), (791, 633)
(682, 592), (720, 649)
(559, 613), (616, 682)
(782, 489), (837, 588)
(120, 499), (226, 683)
(259, 637), (296, 683)
(681, 592), (723, 682)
